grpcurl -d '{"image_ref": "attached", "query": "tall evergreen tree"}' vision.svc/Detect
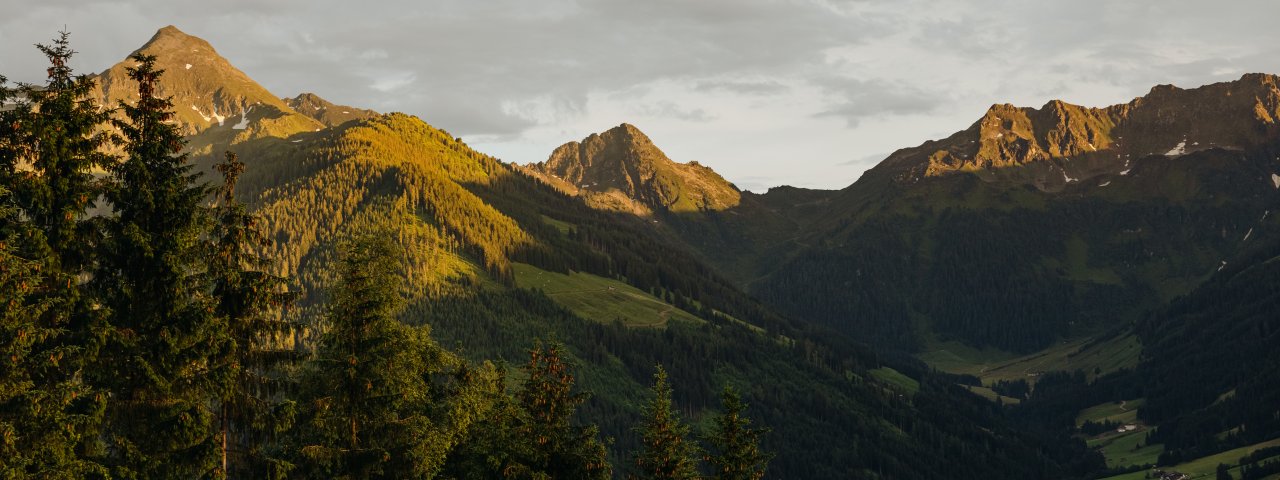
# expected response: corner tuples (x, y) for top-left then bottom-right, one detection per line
(442, 342), (610, 480)
(513, 341), (611, 479)
(93, 53), (224, 479)
(0, 31), (113, 272)
(209, 151), (298, 479)
(0, 32), (109, 477)
(437, 365), (523, 480)
(633, 365), (699, 480)
(296, 234), (496, 479)
(704, 386), (770, 480)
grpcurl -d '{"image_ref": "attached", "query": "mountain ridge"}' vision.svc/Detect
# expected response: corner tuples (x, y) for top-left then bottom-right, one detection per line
(863, 73), (1280, 192)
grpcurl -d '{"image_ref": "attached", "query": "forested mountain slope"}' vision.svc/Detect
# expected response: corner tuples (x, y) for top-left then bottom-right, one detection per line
(1134, 231), (1280, 465)
(750, 75), (1280, 352)
(229, 110), (1094, 478)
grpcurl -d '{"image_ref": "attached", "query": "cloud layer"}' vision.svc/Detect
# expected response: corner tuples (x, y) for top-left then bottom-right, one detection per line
(2, 0), (1278, 190)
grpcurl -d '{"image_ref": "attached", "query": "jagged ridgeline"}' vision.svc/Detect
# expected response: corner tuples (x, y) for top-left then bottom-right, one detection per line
(63, 26), (1098, 478)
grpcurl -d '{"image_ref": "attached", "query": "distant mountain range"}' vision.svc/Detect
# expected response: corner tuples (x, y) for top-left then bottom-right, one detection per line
(68, 24), (1280, 478)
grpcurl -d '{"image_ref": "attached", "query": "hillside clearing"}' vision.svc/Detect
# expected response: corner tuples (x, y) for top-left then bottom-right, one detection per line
(511, 262), (703, 328)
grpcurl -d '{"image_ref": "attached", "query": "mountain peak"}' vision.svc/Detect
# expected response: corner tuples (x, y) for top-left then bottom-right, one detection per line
(526, 123), (740, 214)
(93, 25), (323, 150)
(594, 122), (654, 148)
(615, 122), (646, 134)
(136, 25), (215, 56)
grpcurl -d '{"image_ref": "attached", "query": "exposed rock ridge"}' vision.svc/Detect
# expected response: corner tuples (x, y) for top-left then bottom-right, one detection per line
(871, 73), (1280, 190)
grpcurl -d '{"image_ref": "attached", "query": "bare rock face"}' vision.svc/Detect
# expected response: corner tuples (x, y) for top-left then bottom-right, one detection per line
(527, 123), (741, 214)
(92, 25), (323, 148)
(869, 73), (1280, 191)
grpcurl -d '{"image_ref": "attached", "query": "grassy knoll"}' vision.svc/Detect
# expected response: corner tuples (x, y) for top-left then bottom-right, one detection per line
(959, 385), (1022, 405)
(920, 333), (1141, 387)
(916, 339), (1019, 377)
(869, 367), (921, 395)
(539, 214), (574, 234)
(1076, 398), (1144, 427)
(1088, 427), (1162, 469)
(511, 262), (702, 328)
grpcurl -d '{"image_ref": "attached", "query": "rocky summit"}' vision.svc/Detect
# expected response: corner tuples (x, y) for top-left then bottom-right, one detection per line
(525, 123), (741, 214)
(92, 25), (322, 151)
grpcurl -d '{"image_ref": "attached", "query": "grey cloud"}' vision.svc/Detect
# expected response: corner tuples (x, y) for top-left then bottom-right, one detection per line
(815, 77), (944, 126)
(693, 80), (789, 96)
(634, 101), (715, 122)
(0, 0), (893, 137)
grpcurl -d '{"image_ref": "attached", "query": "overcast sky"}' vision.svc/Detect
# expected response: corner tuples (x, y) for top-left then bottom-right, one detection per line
(3, 0), (1279, 191)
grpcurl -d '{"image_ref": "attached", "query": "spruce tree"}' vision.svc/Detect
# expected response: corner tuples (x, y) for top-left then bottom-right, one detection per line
(93, 53), (223, 479)
(633, 365), (699, 480)
(514, 341), (611, 479)
(209, 151), (298, 479)
(1, 31), (114, 272)
(437, 365), (522, 480)
(443, 342), (611, 480)
(0, 32), (109, 477)
(705, 387), (770, 480)
(296, 234), (496, 479)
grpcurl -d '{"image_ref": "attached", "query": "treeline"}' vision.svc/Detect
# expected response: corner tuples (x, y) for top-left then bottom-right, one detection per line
(0, 35), (768, 479)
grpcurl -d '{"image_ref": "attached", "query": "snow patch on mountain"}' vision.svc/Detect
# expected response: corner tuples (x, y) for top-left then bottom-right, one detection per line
(232, 107), (252, 130)
(209, 105), (225, 126)
(191, 105), (211, 122)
